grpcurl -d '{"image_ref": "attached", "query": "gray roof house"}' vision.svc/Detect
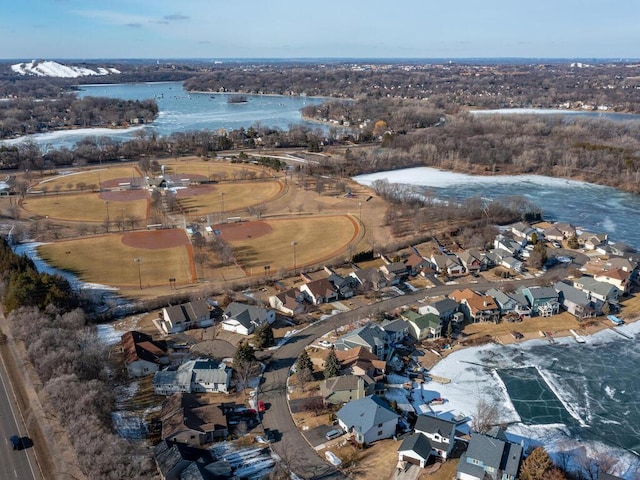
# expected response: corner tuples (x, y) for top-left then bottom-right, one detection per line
(349, 267), (387, 291)
(521, 286), (560, 317)
(335, 323), (390, 360)
(486, 288), (531, 319)
(161, 300), (213, 334)
(456, 433), (523, 480)
(337, 395), (399, 445)
(397, 433), (433, 468)
(554, 281), (597, 319)
(414, 415), (457, 460)
(510, 222), (538, 241)
(419, 298), (460, 322)
(494, 234), (525, 256)
(221, 302), (276, 335)
(319, 375), (379, 405)
(573, 277), (619, 304)
(382, 318), (409, 343)
(153, 359), (231, 395)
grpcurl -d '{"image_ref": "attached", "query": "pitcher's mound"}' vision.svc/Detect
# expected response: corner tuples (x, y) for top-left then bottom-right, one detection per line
(214, 221), (272, 241)
(121, 229), (189, 249)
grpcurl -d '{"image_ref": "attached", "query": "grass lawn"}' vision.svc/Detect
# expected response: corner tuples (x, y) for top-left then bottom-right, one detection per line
(332, 439), (401, 479)
(38, 234), (195, 288)
(163, 157), (270, 180)
(22, 192), (148, 223)
(229, 215), (358, 273)
(39, 165), (142, 192)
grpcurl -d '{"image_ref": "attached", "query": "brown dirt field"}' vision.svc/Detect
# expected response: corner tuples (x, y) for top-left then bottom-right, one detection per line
(121, 229), (190, 249)
(99, 189), (149, 201)
(39, 166), (142, 192)
(214, 221), (273, 241)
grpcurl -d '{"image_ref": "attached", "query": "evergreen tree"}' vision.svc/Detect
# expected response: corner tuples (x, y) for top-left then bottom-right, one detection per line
(296, 350), (313, 373)
(324, 348), (341, 379)
(234, 342), (256, 366)
(254, 323), (275, 348)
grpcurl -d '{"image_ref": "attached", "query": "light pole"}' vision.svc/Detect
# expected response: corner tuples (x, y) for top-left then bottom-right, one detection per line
(359, 201), (362, 224)
(134, 258), (142, 289)
(291, 241), (297, 276)
(221, 192), (225, 221)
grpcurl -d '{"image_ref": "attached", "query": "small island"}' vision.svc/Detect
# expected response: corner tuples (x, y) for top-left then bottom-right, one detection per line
(227, 94), (248, 104)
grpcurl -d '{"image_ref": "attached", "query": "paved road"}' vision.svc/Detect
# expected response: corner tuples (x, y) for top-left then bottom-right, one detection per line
(259, 260), (581, 479)
(0, 349), (39, 480)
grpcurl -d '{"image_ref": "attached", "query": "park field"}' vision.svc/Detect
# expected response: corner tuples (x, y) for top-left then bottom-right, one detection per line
(40, 165), (142, 192)
(225, 215), (359, 274)
(22, 192), (148, 223)
(163, 157), (269, 181)
(177, 180), (283, 219)
(38, 232), (195, 288)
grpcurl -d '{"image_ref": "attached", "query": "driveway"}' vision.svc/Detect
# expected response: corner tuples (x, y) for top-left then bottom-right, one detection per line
(304, 424), (340, 448)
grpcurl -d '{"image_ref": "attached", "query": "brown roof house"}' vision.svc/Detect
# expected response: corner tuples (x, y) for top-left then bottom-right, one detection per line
(161, 393), (229, 447)
(268, 288), (307, 315)
(334, 347), (387, 381)
(160, 300), (213, 334)
(450, 289), (500, 323)
(299, 278), (338, 304)
(121, 331), (169, 377)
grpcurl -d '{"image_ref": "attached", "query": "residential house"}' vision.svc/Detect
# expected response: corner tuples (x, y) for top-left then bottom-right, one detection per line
(334, 323), (390, 360)
(320, 375), (381, 405)
(154, 439), (216, 480)
(160, 300), (213, 334)
(221, 302), (275, 335)
(458, 250), (486, 274)
(337, 395), (399, 445)
(494, 234), (525, 256)
(327, 273), (359, 299)
(382, 318), (409, 343)
(486, 288), (532, 319)
(521, 286), (560, 317)
(430, 253), (465, 276)
(161, 393), (228, 446)
(500, 256), (524, 273)
(335, 347), (387, 381)
(580, 232), (608, 250)
(605, 256), (639, 284)
(414, 414), (457, 460)
(404, 250), (434, 276)
(510, 222), (538, 242)
(419, 298), (460, 323)
(121, 331), (169, 377)
(594, 268), (631, 294)
(401, 310), (442, 340)
(153, 359), (231, 395)
(544, 226), (565, 242)
(450, 289), (500, 323)
(380, 261), (409, 285)
(554, 222), (576, 239)
(349, 267), (387, 291)
(554, 281), (597, 319)
(268, 289), (306, 316)
(573, 277), (619, 305)
(300, 278), (339, 304)
(456, 433), (523, 480)
(397, 433), (433, 468)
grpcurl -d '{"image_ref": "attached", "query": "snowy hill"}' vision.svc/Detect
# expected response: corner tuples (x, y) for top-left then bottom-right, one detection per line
(11, 60), (121, 78)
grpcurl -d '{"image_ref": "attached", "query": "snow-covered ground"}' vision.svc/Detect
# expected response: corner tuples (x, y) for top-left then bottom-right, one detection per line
(0, 125), (144, 146)
(11, 60), (120, 78)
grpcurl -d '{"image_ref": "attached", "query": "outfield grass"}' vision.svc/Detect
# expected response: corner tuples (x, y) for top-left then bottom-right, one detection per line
(39, 166), (142, 192)
(22, 192), (148, 223)
(164, 157), (269, 180)
(38, 234), (195, 288)
(229, 215), (358, 273)
(178, 181), (282, 218)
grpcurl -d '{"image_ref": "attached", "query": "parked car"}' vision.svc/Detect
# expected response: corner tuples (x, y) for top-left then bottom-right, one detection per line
(318, 340), (333, 348)
(258, 401), (266, 413)
(325, 428), (343, 441)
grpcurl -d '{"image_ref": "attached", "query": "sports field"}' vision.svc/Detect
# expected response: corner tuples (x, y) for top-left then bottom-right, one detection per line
(38, 230), (195, 288)
(219, 215), (359, 273)
(40, 166), (142, 192)
(22, 192), (149, 223)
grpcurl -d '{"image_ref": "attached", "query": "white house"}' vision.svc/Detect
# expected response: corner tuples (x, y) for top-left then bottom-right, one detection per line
(221, 302), (275, 335)
(414, 415), (457, 460)
(397, 433), (432, 468)
(153, 359), (231, 395)
(160, 300), (213, 334)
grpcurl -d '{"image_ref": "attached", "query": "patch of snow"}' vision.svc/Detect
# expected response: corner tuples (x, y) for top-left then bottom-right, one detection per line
(11, 60), (121, 78)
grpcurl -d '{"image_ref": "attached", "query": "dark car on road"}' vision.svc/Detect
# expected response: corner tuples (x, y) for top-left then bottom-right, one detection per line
(10, 435), (21, 450)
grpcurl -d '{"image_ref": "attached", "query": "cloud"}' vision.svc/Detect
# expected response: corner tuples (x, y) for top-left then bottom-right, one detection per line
(127, 23), (143, 29)
(163, 12), (190, 21)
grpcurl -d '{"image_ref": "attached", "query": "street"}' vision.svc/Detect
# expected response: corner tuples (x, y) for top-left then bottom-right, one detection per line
(0, 349), (39, 480)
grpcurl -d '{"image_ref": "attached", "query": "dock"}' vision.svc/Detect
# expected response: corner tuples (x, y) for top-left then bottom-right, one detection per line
(429, 375), (451, 384)
(611, 328), (633, 340)
(569, 329), (586, 343)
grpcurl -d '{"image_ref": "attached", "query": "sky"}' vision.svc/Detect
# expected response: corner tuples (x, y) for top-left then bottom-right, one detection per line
(0, 0), (637, 60)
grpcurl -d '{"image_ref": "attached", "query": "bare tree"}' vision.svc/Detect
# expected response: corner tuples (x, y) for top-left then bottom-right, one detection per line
(471, 398), (499, 433)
